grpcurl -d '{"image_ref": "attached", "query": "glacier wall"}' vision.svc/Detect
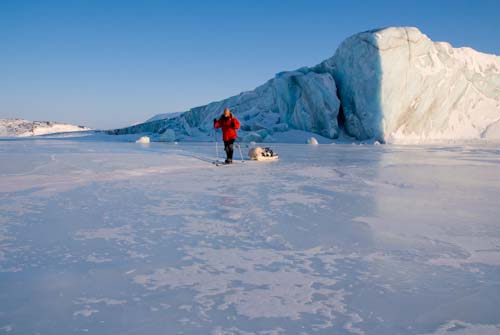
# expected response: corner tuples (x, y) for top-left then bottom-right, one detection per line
(110, 27), (500, 143)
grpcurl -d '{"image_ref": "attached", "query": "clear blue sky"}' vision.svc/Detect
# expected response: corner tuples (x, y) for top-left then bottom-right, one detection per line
(1, 0), (499, 129)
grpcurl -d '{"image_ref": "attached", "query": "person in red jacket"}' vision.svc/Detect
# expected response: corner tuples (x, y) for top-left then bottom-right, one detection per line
(214, 108), (240, 164)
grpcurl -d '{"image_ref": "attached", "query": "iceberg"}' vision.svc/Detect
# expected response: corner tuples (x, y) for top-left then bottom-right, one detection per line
(317, 27), (500, 142)
(135, 136), (151, 144)
(111, 69), (341, 142)
(158, 129), (176, 142)
(307, 137), (319, 145)
(110, 27), (500, 143)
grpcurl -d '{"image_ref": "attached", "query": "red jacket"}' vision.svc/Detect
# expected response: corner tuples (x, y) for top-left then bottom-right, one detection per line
(214, 116), (240, 142)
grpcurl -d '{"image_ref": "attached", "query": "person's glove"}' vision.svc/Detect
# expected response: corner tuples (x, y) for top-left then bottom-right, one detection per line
(213, 118), (217, 123)
(231, 121), (236, 128)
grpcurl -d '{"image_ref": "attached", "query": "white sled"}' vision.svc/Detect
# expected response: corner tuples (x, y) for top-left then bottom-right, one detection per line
(252, 154), (279, 161)
(248, 147), (279, 161)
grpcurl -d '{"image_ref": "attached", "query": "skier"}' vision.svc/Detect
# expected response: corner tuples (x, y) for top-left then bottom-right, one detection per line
(214, 108), (240, 164)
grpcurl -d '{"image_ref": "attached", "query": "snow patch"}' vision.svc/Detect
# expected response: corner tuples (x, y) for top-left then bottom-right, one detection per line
(74, 297), (127, 306)
(75, 225), (136, 244)
(133, 246), (348, 324)
(85, 254), (112, 263)
(417, 320), (500, 335)
(73, 309), (99, 318)
(0, 325), (14, 333)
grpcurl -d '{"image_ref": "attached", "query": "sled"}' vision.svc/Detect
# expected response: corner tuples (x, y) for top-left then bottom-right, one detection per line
(251, 154), (279, 162)
(248, 147), (279, 162)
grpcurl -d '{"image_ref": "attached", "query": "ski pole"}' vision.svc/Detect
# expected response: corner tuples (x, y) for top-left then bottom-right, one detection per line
(237, 143), (244, 162)
(214, 127), (219, 162)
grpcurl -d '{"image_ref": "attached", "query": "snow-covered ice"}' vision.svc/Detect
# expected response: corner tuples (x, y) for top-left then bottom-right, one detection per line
(1, 138), (500, 334)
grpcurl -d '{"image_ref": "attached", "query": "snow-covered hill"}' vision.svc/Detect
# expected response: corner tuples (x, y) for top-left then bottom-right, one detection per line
(109, 27), (500, 143)
(0, 118), (91, 137)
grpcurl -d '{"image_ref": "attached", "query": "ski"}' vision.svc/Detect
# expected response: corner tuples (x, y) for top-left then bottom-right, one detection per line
(212, 160), (226, 166)
(212, 160), (244, 166)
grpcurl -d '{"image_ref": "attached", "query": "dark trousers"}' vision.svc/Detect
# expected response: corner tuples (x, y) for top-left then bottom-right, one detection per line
(224, 139), (235, 160)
